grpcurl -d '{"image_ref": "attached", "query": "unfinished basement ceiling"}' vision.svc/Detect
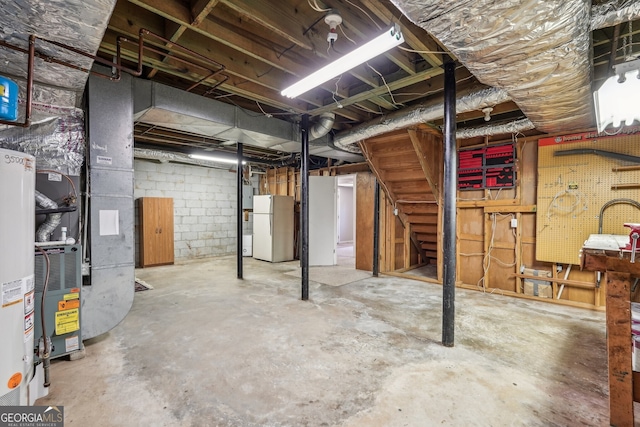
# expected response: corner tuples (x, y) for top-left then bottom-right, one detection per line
(2, 1), (640, 158)
(95, 0), (640, 153)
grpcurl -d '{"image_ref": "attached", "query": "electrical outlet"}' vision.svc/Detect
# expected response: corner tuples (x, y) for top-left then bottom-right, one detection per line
(393, 208), (398, 216)
(510, 218), (518, 228)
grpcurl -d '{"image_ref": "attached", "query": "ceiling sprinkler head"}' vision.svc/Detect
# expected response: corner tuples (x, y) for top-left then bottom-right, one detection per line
(482, 107), (493, 122)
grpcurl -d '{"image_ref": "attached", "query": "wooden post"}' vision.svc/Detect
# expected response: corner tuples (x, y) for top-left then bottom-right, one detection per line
(606, 270), (633, 427)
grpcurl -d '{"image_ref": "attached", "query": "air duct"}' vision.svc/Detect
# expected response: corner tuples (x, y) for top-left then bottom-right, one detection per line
(133, 79), (363, 163)
(309, 112), (335, 141)
(333, 87), (511, 153)
(456, 118), (535, 140)
(35, 190), (61, 243)
(392, 0), (593, 134)
(134, 147), (296, 168)
(592, 0), (640, 30)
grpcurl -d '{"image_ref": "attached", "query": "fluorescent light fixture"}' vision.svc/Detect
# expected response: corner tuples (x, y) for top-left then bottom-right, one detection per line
(281, 25), (404, 99)
(189, 154), (246, 165)
(594, 58), (640, 133)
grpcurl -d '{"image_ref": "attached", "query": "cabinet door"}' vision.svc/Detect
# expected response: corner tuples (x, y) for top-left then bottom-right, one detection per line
(139, 197), (174, 267)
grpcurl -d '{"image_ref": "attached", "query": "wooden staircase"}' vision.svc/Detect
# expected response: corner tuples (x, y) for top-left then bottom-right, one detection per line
(360, 126), (443, 268)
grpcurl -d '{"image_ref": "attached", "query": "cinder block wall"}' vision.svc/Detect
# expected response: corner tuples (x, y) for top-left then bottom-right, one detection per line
(134, 159), (256, 265)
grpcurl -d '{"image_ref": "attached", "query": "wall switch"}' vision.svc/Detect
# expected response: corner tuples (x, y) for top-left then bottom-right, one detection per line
(510, 218), (518, 228)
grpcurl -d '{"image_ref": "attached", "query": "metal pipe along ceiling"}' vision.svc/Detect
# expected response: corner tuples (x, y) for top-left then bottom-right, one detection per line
(332, 1), (640, 153)
(391, 0), (593, 135)
(333, 87), (511, 152)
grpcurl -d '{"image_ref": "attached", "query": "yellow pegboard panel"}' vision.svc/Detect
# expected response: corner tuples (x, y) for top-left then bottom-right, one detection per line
(536, 130), (640, 265)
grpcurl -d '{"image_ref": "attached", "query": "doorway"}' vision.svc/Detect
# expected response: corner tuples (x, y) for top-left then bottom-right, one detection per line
(337, 175), (355, 266)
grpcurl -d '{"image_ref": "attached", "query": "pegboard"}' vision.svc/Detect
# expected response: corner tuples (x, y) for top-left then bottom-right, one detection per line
(536, 129), (640, 265)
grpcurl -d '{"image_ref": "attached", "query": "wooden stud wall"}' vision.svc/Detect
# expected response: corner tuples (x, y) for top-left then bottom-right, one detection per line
(456, 137), (603, 309)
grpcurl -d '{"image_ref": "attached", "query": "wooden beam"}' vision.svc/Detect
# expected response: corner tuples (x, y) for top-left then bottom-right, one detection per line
(405, 213), (438, 223)
(401, 204), (439, 215)
(356, 0), (445, 68)
(605, 271), (634, 426)
(458, 199), (519, 208)
(124, 0), (309, 73)
(191, 0), (220, 26)
(408, 128), (442, 201)
(510, 274), (596, 289)
(483, 205), (537, 213)
(455, 283), (605, 311)
(220, 0), (313, 50)
(308, 66), (445, 117)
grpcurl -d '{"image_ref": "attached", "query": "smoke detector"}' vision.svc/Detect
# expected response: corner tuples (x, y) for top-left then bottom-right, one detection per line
(324, 9), (342, 43)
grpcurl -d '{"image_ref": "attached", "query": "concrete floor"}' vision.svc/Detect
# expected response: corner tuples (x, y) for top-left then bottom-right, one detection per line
(38, 255), (610, 426)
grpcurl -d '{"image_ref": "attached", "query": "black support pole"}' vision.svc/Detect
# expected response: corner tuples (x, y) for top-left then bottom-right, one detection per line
(237, 142), (243, 279)
(301, 114), (310, 300)
(442, 61), (457, 347)
(372, 178), (380, 277)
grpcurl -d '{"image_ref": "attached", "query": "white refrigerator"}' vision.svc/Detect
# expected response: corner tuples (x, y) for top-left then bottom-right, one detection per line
(252, 195), (294, 262)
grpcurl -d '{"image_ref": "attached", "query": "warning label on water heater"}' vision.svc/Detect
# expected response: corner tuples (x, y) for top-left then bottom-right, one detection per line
(1, 278), (23, 308)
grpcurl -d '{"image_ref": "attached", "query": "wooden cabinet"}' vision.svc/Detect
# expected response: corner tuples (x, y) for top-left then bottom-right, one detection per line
(138, 197), (174, 267)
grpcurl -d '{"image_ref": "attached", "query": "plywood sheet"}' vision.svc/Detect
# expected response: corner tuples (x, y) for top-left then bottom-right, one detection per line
(458, 238), (484, 288)
(536, 131), (640, 265)
(355, 173), (375, 271)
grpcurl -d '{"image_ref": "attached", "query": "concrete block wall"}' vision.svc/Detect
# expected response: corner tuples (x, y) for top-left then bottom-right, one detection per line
(134, 159), (257, 264)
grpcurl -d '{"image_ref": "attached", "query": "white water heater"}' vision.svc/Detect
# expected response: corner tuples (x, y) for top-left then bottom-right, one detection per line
(0, 148), (35, 406)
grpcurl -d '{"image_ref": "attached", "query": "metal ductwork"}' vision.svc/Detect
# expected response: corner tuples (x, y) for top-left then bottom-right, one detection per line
(133, 147), (296, 168)
(592, 0), (640, 30)
(456, 118), (535, 140)
(333, 87), (511, 153)
(391, 0), (593, 135)
(35, 190), (61, 242)
(309, 112), (335, 141)
(0, 0), (117, 108)
(133, 79), (363, 163)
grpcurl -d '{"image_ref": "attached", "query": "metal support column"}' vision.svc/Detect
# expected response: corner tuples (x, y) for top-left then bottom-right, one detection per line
(301, 114), (310, 300)
(442, 61), (457, 347)
(373, 178), (380, 277)
(237, 142), (243, 279)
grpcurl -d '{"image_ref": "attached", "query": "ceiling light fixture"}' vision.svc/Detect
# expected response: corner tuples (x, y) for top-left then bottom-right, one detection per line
(594, 58), (640, 133)
(189, 154), (246, 165)
(281, 25), (404, 99)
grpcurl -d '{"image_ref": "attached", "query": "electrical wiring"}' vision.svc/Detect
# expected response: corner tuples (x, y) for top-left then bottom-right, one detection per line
(603, 124), (625, 136)
(307, 0), (330, 13)
(255, 101), (273, 118)
(344, 0), (382, 30)
(546, 189), (589, 219)
(352, 103), (384, 115)
(339, 25), (357, 45)
(367, 63), (399, 106)
(37, 169), (77, 205)
(392, 74), (475, 97)
(332, 74), (343, 108)
(398, 46), (444, 55)
(476, 213), (518, 292)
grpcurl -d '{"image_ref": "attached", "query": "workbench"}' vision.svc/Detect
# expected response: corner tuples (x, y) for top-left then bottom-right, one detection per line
(581, 234), (640, 427)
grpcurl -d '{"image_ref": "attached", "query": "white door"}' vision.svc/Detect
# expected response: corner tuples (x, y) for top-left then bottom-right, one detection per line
(309, 176), (337, 266)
